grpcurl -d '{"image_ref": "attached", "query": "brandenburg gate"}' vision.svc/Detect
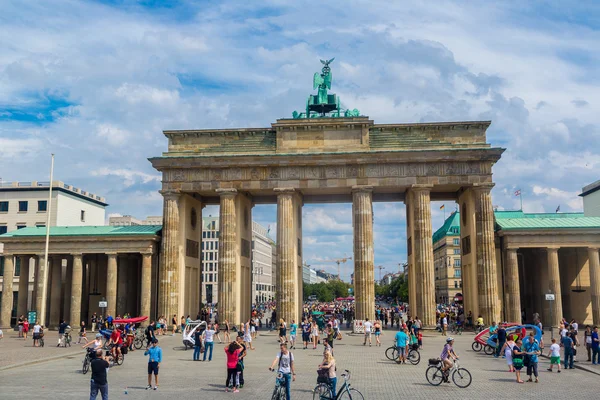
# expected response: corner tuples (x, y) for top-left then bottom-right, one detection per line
(149, 60), (504, 327)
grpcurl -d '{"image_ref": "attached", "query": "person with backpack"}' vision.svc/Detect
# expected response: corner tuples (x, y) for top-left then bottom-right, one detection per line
(269, 343), (296, 400)
(224, 341), (241, 392)
(523, 334), (541, 383)
(561, 333), (574, 369)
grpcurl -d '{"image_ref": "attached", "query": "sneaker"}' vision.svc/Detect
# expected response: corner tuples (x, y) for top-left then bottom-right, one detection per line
(233, 389), (240, 393)
(225, 388), (229, 392)
(153, 386), (158, 390)
(547, 368), (552, 372)
(557, 370), (561, 373)
(146, 385), (152, 390)
(239, 384), (244, 389)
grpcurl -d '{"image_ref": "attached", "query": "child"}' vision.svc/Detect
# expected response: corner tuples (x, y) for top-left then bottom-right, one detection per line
(417, 330), (423, 349)
(547, 338), (561, 373)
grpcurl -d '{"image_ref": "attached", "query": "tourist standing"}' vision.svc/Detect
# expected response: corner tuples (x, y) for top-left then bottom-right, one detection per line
(289, 319), (297, 350)
(394, 328), (408, 364)
(91, 313), (97, 332)
(32, 321), (42, 347)
(591, 326), (599, 364)
(235, 335), (247, 388)
(193, 327), (202, 361)
(279, 318), (288, 344)
(224, 341), (241, 392)
(374, 319), (382, 346)
(546, 338), (561, 372)
(311, 320), (319, 349)
(203, 324), (216, 361)
(584, 325), (592, 361)
(223, 320), (231, 343)
(144, 338), (162, 390)
(495, 324), (507, 358)
(523, 335), (541, 383)
(301, 318), (311, 350)
(412, 317), (421, 336)
(269, 343), (295, 400)
(18, 315), (24, 338)
(512, 338), (525, 383)
(89, 349), (109, 399)
(171, 314), (177, 335)
(363, 318), (373, 346)
(501, 335), (516, 372)
(244, 319), (255, 350)
(22, 318), (29, 340)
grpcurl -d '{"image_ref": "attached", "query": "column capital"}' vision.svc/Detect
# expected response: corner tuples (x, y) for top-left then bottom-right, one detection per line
(351, 185), (373, 193)
(106, 252), (118, 257)
(506, 247), (519, 253)
(141, 251), (154, 257)
(409, 184), (434, 192)
(471, 183), (495, 192)
(588, 246), (600, 251)
(71, 253), (83, 257)
(216, 188), (238, 197)
(159, 189), (181, 200)
(2, 252), (13, 257)
(546, 246), (560, 252)
(274, 187), (296, 194)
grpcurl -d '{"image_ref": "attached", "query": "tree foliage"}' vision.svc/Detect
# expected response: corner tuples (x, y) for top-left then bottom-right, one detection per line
(303, 280), (352, 302)
(375, 276), (408, 303)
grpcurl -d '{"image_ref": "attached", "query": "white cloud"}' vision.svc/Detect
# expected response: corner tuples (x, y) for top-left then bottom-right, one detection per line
(96, 124), (131, 146)
(91, 168), (161, 187)
(0, 137), (43, 158)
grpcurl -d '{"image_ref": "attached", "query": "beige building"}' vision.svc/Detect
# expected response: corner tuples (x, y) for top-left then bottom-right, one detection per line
(581, 180), (600, 217)
(432, 211), (462, 304)
(109, 215), (163, 226)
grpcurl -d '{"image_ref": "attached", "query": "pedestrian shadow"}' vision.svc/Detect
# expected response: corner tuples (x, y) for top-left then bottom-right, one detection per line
(126, 386), (149, 390)
(488, 378), (515, 382)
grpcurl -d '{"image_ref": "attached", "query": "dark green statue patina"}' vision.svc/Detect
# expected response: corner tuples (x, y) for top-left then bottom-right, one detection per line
(292, 58), (360, 119)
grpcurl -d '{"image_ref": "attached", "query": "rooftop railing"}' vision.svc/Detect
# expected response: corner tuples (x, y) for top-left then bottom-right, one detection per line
(0, 181), (106, 203)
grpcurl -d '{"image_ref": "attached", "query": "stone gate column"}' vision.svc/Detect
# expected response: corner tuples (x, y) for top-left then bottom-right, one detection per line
(17, 256), (31, 317)
(35, 254), (49, 326)
(217, 188), (238, 325)
(504, 248), (521, 323)
(275, 188), (301, 325)
(158, 190), (181, 328)
(588, 247), (600, 325)
(473, 184), (500, 324)
(547, 247), (563, 327)
(410, 185), (436, 327)
(106, 253), (118, 318)
(70, 253), (83, 326)
(352, 186), (375, 321)
(140, 252), (153, 324)
(0, 254), (15, 328)
(49, 256), (63, 328)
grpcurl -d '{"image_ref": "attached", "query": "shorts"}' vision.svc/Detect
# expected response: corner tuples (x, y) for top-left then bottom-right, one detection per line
(375, 331), (381, 336)
(148, 361), (159, 375)
(302, 333), (310, 342)
(398, 346), (407, 357)
(33, 333), (40, 339)
(364, 332), (372, 338)
(290, 334), (297, 342)
(550, 356), (560, 365)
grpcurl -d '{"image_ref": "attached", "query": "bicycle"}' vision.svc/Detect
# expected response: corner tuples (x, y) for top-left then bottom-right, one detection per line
(385, 345), (420, 365)
(106, 344), (124, 366)
(270, 371), (286, 400)
(133, 330), (148, 350)
(425, 358), (472, 388)
(62, 332), (72, 347)
(313, 369), (364, 400)
(82, 348), (95, 374)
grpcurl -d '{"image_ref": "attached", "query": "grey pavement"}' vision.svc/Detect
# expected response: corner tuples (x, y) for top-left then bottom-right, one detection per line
(0, 328), (599, 399)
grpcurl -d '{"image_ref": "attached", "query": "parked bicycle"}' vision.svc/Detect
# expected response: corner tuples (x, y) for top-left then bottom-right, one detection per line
(313, 369), (364, 400)
(425, 358), (472, 388)
(133, 330), (148, 350)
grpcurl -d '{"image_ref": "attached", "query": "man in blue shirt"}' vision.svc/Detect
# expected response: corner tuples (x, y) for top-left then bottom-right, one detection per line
(144, 338), (162, 390)
(591, 326), (600, 364)
(561, 334), (574, 369)
(523, 335), (541, 383)
(394, 328), (409, 364)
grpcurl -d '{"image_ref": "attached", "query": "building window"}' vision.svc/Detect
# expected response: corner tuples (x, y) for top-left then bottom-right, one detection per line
(453, 238), (459, 246)
(17, 224), (26, 229)
(454, 269), (461, 278)
(0, 256), (4, 276)
(454, 259), (461, 267)
(0, 225), (7, 235)
(0, 201), (8, 212)
(453, 249), (460, 255)
(19, 201), (28, 212)
(454, 281), (458, 288)
(36, 223), (45, 228)
(38, 200), (47, 212)
(80, 210), (86, 222)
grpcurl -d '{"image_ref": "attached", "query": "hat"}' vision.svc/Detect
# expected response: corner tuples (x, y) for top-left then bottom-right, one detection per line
(96, 333), (102, 338)
(446, 337), (454, 343)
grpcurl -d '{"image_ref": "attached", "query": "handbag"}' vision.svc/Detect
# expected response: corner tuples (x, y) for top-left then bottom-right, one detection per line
(513, 357), (524, 368)
(336, 332), (342, 340)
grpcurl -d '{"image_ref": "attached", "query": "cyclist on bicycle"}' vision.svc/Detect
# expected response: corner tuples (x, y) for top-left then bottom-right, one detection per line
(476, 315), (484, 332)
(109, 327), (123, 360)
(440, 337), (458, 381)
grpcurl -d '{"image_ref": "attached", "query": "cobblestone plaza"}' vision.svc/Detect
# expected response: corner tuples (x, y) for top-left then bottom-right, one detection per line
(1, 328), (598, 399)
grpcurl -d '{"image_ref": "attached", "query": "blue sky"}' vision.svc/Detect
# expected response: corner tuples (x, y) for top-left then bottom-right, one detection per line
(1, 0), (599, 280)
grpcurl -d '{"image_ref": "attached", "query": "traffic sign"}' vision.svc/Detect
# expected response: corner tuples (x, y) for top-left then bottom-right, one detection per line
(99, 301), (108, 307)
(545, 294), (555, 301)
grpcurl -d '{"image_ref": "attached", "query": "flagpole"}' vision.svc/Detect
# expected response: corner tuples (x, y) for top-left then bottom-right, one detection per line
(520, 192), (523, 211)
(39, 154), (54, 326)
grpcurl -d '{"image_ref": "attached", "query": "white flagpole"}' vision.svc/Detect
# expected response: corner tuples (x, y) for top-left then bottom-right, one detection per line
(39, 154), (54, 326)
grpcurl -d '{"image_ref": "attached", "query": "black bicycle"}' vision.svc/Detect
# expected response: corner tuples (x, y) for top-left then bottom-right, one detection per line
(313, 370), (364, 400)
(385, 345), (420, 365)
(82, 348), (95, 374)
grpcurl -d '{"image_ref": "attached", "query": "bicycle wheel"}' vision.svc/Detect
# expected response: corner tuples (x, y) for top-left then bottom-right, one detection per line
(426, 366), (444, 386)
(385, 346), (397, 361)
(407, 349), (421, 365)
(134, 338), (143, 350)
(452, 368), (472, 388)
(471, 341), (482, 352)
(338, 388), (364, 400)
(82, 358), (90, 374)
(313, 383), (331, 400)
(67, 337), (71, 347)
(115, 353), (124, 365)
(483, 345), (494, 355)
(271, 386), (285, 400)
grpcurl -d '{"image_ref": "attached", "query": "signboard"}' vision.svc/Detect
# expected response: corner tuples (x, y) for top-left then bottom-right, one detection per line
(28, 311), (37, 325)
(353, 320), (365, 334)
(545, 294), (555, 301)
(99, 301), (108, 308)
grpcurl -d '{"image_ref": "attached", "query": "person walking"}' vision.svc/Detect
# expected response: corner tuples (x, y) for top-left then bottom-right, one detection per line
(144, 338), (162, 390)
(279, 318), (287, 344)
(89, 349), (109, 399)
(584, 325), (592, 361)
(495, 324), (507, 358)
(501, 335), (516, 372)
(311, 320), (319, 349)
(363, 318), (373, 347)
(561, 332), (574, 369)
(546, 338), (562, 372)
(171, 314), (177, 335)
(374, 319), (382, 346)
(591, 326), (599, 364)
(523, 334), (541, 383)
(223, 320), (231, 343)
(301, 318), (311, 350)
(203, 324), (216, 361)
(289, 319), (297, 350)
(193, 327), (203, 361)
(225, 341), (241, 392)
(394, 327), (408, 364)
(22, 318), (29, 340)
(269, 343), (295, 400)
(77, 321), (88, 344)
(32, 321), (42, 347)
(512, 338), (525, 383)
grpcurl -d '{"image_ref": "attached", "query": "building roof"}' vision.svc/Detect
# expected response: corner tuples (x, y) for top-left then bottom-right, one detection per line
(0, 225), (162, 238)
(0, 180), (107, 206)
(494, 210), (600, 230)
(432, 211), (461, 244)
(580, 179), (600, 197)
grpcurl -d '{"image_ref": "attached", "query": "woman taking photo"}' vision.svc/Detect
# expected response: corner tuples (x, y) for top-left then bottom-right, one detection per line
(224, 341), (241, 392)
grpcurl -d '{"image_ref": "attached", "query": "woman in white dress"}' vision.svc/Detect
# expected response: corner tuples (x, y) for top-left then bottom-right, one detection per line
(244, 320), (254, 350)
(501, 336), (516, 372)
